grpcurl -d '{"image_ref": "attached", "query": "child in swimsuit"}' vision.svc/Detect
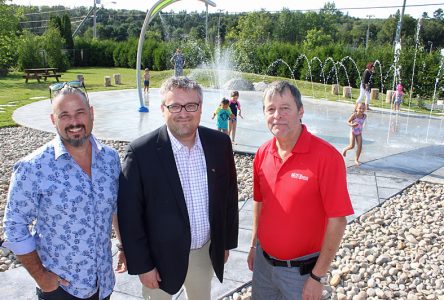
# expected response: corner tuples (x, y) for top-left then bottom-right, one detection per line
(392, 83), (404, 112)
(212, 98), (234, 134)
(143, 68), (150, 93)
(228, 91), (243, 144)
(342, 102), (367, 166)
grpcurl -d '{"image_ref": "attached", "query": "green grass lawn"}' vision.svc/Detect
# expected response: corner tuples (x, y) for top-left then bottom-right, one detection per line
(0, 67), (438, 128)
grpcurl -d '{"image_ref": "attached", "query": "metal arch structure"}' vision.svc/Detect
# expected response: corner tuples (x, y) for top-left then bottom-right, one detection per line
(136, 0), (216, 112)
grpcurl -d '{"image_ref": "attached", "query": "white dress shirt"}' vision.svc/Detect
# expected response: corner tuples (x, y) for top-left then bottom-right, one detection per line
(168, 128), (210, 249)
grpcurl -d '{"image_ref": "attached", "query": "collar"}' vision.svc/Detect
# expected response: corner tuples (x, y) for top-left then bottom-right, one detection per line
(167, 127), (203, 154)
(53, 134), (102, 160)
(269, 124), (311, 157)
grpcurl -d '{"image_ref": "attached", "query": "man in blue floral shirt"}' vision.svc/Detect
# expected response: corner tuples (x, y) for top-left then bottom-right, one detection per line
(3, 85), (125, 300)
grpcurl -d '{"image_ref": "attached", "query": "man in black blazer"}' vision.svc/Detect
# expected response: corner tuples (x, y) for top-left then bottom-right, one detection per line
(117, 77), (239, 299)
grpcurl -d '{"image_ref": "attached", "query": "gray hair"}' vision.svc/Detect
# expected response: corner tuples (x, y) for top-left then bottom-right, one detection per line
(159, 76), (203, 105)
(263, 81), (303, 110)
(52, 85), (89, 107)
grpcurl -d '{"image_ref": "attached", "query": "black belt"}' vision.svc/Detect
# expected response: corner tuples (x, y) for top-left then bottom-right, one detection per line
(262, 250), (319, 269)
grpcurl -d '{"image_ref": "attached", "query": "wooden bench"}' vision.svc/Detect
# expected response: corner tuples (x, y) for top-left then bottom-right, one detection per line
(42, 74), (62, 82)
(22, 74), (42, 83)
(23, 68), (62, 83)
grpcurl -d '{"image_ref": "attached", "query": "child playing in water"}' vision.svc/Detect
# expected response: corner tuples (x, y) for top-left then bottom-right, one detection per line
(212, 98), (233, 134)
(143, 67), (150, 93)
(342, 102), (367, 166)
(228, 91), (243, 144)
(392, 83), (404, 112)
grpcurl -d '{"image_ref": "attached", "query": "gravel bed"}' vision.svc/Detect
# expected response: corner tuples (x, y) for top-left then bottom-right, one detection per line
(221, 182), (444, 300)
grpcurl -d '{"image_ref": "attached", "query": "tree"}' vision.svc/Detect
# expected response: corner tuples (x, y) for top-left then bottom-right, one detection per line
(49, 15), (62, 32)
(421, 18), (444, 50)
(0, 0), (20, 74)
(273, 9), (305, 43)
(40, 27), (69, 71)
(227, 11), (273, 44)
(433, 8), (444, 20)
(189, 25), (205, 40)
(17, 31), (43, 70)
(61, 14), (74, 49)
(303, 28), (333, 49)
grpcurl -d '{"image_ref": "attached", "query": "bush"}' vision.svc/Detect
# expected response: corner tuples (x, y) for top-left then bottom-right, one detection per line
(0, 34), (18, 72)
(40, 28), (69, 71)
(17, 31), (43, 70)
(74, 37), (117, 67)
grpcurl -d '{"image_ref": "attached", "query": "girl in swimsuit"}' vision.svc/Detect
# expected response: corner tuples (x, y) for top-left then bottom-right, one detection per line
(342, 102), (367, 165)
(228, 91), (243, 144)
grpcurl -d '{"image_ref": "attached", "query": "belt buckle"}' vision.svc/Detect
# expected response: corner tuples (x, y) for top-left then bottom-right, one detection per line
(286, 260), (292, 268)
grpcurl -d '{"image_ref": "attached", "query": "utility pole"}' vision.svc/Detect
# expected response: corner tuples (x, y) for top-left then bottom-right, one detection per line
(217, 9), (224, 42)
(393, 0), (407, 89)
(93, 0), (97, 39)
(393, 0), (406, 48)
(365, 15), (374, 50)
(205, 3), (208, 43)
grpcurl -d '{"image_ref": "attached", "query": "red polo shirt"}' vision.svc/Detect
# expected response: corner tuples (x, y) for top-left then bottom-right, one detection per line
(253, 125), (354, 260)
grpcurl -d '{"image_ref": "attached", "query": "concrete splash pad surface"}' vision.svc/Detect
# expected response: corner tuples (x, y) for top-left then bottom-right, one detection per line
(13, 88), (444, 166)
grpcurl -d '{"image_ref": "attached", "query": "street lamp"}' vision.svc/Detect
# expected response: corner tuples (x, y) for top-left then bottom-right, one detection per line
(365, 15), (374, 50)
(217, 9), (224, 42)
(198, 0), (216, 43)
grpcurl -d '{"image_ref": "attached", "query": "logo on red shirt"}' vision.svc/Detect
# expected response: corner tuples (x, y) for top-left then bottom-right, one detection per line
(290, 172), (308, 181)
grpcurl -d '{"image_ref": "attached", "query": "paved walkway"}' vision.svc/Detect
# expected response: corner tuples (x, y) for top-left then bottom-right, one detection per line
(2, 89), (444, 299)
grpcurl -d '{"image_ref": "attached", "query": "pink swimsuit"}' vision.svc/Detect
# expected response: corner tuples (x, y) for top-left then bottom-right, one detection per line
(352, 114), (366, 135)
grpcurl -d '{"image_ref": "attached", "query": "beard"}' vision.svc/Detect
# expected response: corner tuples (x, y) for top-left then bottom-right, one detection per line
(60, 125), (90, 147)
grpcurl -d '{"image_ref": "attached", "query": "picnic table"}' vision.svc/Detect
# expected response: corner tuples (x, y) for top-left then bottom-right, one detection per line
(23, 68), (62, 83)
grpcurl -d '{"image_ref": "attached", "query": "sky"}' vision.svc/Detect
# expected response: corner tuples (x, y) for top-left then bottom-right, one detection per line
(8, 0), (444, 19)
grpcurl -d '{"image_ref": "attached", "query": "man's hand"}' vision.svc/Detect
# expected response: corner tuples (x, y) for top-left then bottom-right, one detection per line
(139, 268), (162, 289)
(16, 251), (69, 293)
(247, 247), (255, 271)
(115, 251), (127, 273)
(302, 275), (323, 300)
(37, 270), (69, 293)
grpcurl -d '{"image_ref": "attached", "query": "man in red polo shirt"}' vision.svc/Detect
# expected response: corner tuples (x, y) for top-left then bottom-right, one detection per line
(247, 81), (354, 300)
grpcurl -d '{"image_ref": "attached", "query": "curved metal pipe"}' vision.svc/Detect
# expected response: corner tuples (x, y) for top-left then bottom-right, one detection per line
(135, 0), (216, 112)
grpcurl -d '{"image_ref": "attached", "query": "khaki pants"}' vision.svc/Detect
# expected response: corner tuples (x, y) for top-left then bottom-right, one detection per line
(142, 242), (213, 300)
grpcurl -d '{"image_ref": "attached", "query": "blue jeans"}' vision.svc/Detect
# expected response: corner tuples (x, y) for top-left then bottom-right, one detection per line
(36, 287), (110, 300)
(252, 244), (314, 300)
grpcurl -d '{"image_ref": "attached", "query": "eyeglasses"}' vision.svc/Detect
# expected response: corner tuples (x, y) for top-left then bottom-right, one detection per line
(164, 103), (200, 113)
(49, 81), (89, 103)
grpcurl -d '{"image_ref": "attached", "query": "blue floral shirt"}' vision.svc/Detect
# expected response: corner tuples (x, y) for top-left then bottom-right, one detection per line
(3, 135), (120, 299)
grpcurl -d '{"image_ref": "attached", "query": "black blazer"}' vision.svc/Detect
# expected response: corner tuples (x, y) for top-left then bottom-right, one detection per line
(117, 125), (239, 294)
